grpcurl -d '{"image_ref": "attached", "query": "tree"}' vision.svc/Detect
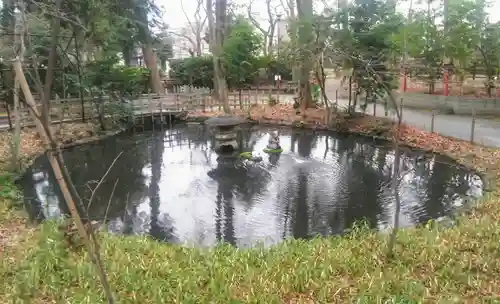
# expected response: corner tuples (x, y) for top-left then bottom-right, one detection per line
(246, 0), (279, 56)
(223, 19), (262, 90)
(477, 23), (500, 96)
(173, 0), (208, 57)
(446, 0), (477, 76)
(295, 0), (314, 109)
(398, 5), (443, 93)
(346, 0), (402, 107)
(132, 0), (164, 94)
(152, 29), (174, 70)
(279, 0), (299, 81)
(207, 0), (230, 113)
(169, 56), (214, 88)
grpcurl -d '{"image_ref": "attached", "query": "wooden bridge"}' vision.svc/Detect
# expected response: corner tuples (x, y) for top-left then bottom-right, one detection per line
(1, 90), (296, 130)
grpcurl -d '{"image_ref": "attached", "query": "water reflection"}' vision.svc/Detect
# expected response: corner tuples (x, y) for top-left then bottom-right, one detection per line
(22, 125), (483, 248)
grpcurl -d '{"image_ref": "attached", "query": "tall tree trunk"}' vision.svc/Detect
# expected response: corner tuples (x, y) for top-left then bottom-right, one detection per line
(10, 0), (27, 172)
(296, 0), (314, 110)
(195, 31), (203, 56)
(2, 0), (15, 111)
(122, 44), (133, 66)
(283, 0), (300, 82)
(207, 0), (230, 114)
(142, 44), (164, 94)
(41, 0), (63, 126)
(136, 6), (164, 95)
(267, 26), (275, 56)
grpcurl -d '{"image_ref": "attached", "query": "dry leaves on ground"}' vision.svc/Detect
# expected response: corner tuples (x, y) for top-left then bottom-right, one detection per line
(189, 104), (329, 126)
(0, 122), (96, 169)
(0, 215), (33, 259)
(189, 105), (499, 174)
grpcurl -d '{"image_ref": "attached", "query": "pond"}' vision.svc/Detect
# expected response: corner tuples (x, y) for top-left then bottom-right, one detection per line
(21, 124), (483, 248)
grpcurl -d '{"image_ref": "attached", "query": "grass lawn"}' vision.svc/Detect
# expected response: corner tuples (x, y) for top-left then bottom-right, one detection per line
(1, 111), (500, 303)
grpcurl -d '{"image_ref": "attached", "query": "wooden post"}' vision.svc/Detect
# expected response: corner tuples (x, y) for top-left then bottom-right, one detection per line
(470, 107), (476, 143)
(335, 89), (338, 112)
(200, 93), (207, 113)
(348, 76), (352, 113)
(239, 89), (243, 110)
(141, 96), (145, 129)
(402, 68), (408, 92)
(431, 109), (435, 133)
(443, 68), (449, 97)
(148, 91), (154, 130)
(159, 95), (164, 129)
(13, 58), (115, 303)
(276, 79), (280, 104)
(132, 97), (138, 131)
(208, 93), (212, 112)
(399, 98), (404, 121)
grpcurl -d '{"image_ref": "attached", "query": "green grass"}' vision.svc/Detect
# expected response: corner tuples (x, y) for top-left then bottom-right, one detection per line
(2, 125), (500, 303)
(2, 208), (500, 303)
(0, 173), (24, 222)
(1, 183), (500, 303)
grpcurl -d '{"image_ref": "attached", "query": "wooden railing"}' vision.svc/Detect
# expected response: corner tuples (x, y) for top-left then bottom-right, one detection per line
(5, 89), (296, 128)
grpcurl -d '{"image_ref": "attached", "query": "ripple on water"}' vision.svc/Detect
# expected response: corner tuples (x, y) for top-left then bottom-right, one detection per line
(21, 125), (483, 248)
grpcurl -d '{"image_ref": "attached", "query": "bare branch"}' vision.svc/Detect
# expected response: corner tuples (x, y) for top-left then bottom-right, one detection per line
(280, 0), (296, 17)
(180, 0), (196, 37)
(87, 152), (124, 212)
(169, 30), (197, 46)
(246, 0), (281, 55)
(247, 0), (268, 35)
(180, 0), (207, 56)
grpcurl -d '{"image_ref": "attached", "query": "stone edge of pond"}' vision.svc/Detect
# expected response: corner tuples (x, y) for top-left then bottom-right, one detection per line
(2, 116), (497, 238)
(0, 124), (124, 265)
(254, 116), (497, 228)
(1, 127), (122, 208)
(3, 115), (500, 301)
(58, 129), (123, 151)
(188, 113), (494, 187)
(199, 114), (495, 202)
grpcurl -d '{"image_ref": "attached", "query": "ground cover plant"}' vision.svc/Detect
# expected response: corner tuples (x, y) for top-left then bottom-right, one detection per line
(1, 107), (500, 302)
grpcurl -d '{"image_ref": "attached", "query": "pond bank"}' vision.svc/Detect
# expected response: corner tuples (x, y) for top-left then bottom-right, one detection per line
(0, 123), (119, 262)
(2, 108), (500, 302)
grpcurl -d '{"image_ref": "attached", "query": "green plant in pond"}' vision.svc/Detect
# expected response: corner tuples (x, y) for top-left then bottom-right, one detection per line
(295, 120), (306, 128)
(239, 151), (253, 159)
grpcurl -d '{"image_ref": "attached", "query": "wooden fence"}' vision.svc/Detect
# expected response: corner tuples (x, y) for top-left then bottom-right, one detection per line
(166, 82), (299, 94)
(5, 89), (296, 128)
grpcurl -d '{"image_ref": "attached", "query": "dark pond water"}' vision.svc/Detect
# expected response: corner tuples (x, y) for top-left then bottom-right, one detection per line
(22, 124), (483, 247)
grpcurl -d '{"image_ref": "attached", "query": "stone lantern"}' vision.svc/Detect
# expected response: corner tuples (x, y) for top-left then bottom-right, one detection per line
(204, 116), (247, 152)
